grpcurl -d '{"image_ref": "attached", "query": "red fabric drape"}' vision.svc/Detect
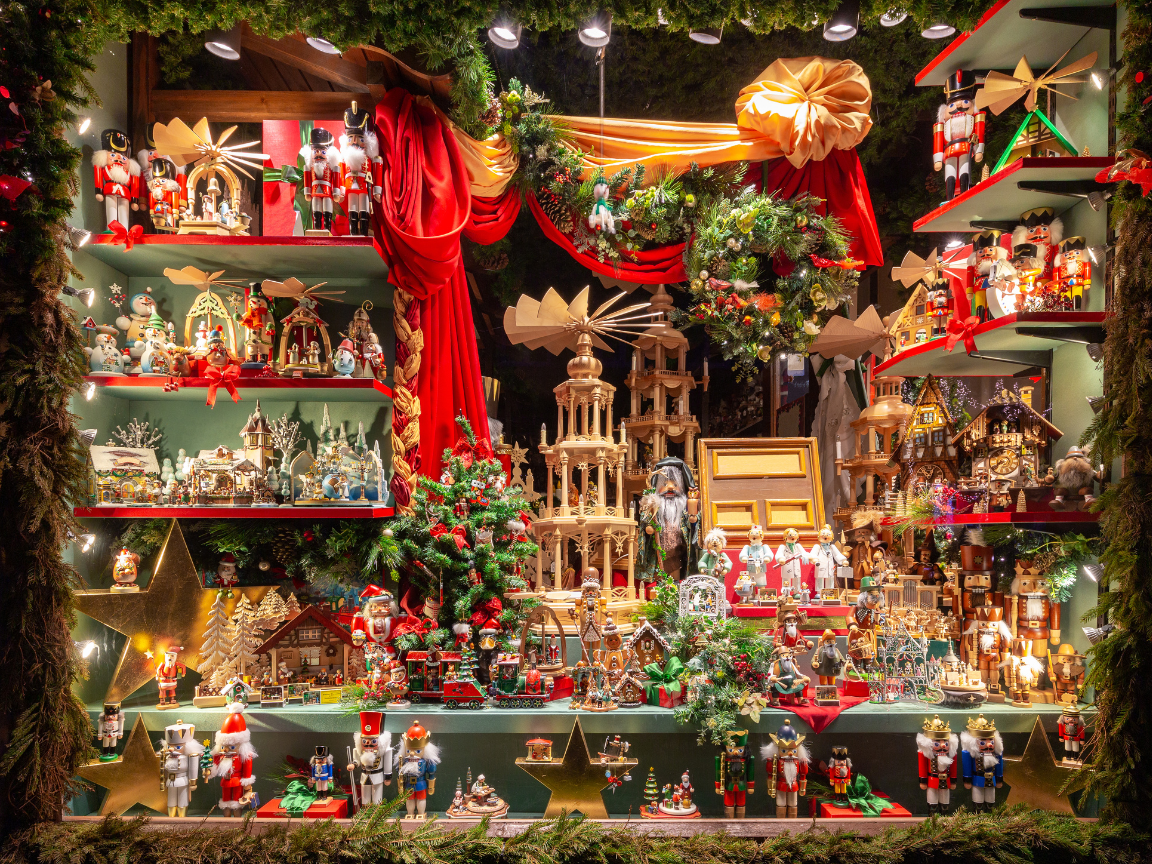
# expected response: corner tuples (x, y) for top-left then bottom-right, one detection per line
(465, 187), (521, 244)
(526, 194), (688, 284)
(759, 149), (883, 268)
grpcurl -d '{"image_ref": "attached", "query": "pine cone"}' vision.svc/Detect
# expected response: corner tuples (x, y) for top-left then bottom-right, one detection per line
(479, 101), (501, 129)
(539, 191), (574, 234)
(477, 251), (509, 271)
(273, 528), (298, 566)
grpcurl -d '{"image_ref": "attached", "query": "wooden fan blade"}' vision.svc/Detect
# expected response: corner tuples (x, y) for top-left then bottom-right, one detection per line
(163, 265), (209, 286)
(192, 118), (213, 144)
(260, 277), (307, 297)
(1050, 51), (1099, 80)
(215, 125), (238, 147)
(511, 295), (542, 329)
(1025, 87), (1038, 113)
(597, 303), (656, 322)
(590, 333), (614, 352)
(230, 162), (257, 182)
(538, 288), (573, 326)
(590, 292), (627, 320)
(1014, 56), (1037, 84)
(855, 304), (886, 336)
(568, 286), (590, 321)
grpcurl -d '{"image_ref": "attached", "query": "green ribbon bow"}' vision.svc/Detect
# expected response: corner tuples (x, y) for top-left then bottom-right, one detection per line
(262, 164), (302, 184)
(643, 656), (685, 703)
(834, 773), (894, 817)
(279, 779), (318, 817)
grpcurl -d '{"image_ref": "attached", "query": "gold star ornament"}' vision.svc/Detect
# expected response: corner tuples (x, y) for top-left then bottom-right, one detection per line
(77, 715), (167, 815)
(74, 520), (269, 703)
(516, 718), (637, 819)
(1002, 715), (1076, 814)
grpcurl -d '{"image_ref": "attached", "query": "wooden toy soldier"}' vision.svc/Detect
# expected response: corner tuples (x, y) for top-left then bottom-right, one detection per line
(1005, 563), (1061, 664)
(1012, 207), (1063, 285)
(809, 523), (848, 596)
(715, 729), (755, 819)
(301, 126), (340, 235)
(965, 230), (1009, 322)
(916, 715), (959, 815)
(828, 746), (852, 804)
(398, 720), (441, 819)
(209, 703), (257, 816)
(157, 719), (204, 817)
(93, 128), (141, 231)
(1055, 236), (1091, 310)
(309, 745), (334, 802)
(960, 714), (1003, 813)
(339, 102), (383, 236)
(774, 528), (809, 598)
(144, 155), (184, 232)
(96, 701), (124, 761)
(347, 710), (393, 807)
(762, 719), (810, 818)
(1058, 703), (1086, 766)
(963, 608), (1012, 691)
(933, 70), (985, 200)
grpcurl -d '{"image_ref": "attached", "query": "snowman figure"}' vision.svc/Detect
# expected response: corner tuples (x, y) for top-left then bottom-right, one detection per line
(139, 312), (173, 375)
(86, 329), (125, 375)
(115, 290), (157, 345)
(193, 321), (211, 355)
(332, 338), (357, 378)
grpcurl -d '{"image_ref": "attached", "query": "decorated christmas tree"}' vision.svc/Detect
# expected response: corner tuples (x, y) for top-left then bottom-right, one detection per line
(197, 592), (235, 675)
(230, 594), (261, 675)
(457, 644), (479, 681)
(391, 415), (540, 652)
(644, 768), (660, 811)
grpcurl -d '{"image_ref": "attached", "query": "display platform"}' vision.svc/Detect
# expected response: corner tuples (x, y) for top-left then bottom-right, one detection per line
(83, 375), (393, 403)
(75, 505), (395, 518)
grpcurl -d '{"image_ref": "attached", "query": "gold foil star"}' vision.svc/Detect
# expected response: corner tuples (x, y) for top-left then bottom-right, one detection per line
(515, 718), (636, 819)
(1002, 715), (1075, 814)
(77, 715), (167, 815)
(75, 520), (269, 703)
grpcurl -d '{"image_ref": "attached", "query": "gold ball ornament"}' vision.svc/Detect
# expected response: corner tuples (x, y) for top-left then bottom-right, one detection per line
(757, 345), (773, 361)
(770, 311), (782, 326)
(258, 560), (271, 572)
(699, 270), (709, 280)
(796, 214), (809, 229)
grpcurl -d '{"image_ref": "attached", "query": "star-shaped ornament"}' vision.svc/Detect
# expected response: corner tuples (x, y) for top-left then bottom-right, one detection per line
(515, 718), (636, 819)
(74, 520), (269, 703)
(77, 715), (167, 815)
(1002, 715), (1076, 814)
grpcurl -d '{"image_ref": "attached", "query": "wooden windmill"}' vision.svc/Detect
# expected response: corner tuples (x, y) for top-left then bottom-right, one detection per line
(164, 265), (244, 356)
(261, 277), (345, 376)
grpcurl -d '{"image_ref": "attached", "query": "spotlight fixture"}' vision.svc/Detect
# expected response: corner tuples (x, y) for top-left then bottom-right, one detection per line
(1088, 243), (1109, 263)
(945, 237), (963, 250)
(204, 24), (242, 60)
(1087, 189), (1112, 211)
(67, 225), (92, 248)
(1083, 563), (1103, 582)
(84, 381), (96, 401)
(306, 36), (341, 54)
(880, 8), (908, 26)
(62, 285), (95, 307)
(80, 428), (98, 446)
(1083, 624), (1115, 645)
(689, 25), (723, 44)
(80, 533), (96, 553)
(922, 20), (955, 39)
(1086, 342), (1104, 363)
(822, 0), (859, 42)
(1087, 394), (1105, 414)
(77, 117), (92, 134)
(579, 10), (612, 47)
(488, 16), (522, 48)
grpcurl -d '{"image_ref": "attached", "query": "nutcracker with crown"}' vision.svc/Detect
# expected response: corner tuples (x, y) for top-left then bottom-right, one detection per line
(916, 715), (959, 815)
(762, 720), (810, 818)
(398, 721), (440, 819)
(1055, 236), (1092, 310)
(209, 703), (257, 816)
(933, 71), (985, 200)
(157, 719), (204, 817)
(93, 128), (141, 231)
(301, 127), (341, 236)
(828, 746), (852, 803)
(95, 701), (124, 761)
(348, 710), (393, 808)
(715, 729), (755, 819)
(1058, 703), (1086, 766)
(339, 102), (382, 237)
(960, 714), (1003, 813)
(1013, 207), (1063, 286)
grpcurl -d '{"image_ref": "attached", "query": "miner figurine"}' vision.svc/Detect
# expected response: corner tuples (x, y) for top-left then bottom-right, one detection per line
(301, 126), (341, 235)
(933, 70), (985, 200)
(339, 102), (383, 237)
(960, 714), (1003, 813)
(348, 710), (393, 807)
(762, 720), (809, 818)
(93, 128), (141, 231)
(96, 701), (124, 761)
(715, 729), (755, 819)
(637, 456), (700, 581)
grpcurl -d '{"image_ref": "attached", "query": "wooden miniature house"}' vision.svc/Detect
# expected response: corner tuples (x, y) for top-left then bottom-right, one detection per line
(189, 446), (259, 505)
(625, 618), (671, 669)
(991, 109), (1078, 175)
(256, 604), (355, 683)
(525, 738), (553, 762)
(614, 673), (646, 707)
(239, 400), (274, 472)
(834, 375), (913, 526)
(888, 285), (933, 354)
(891, 375), (960, 491)
(952, 387), (1062, 487)
(88, 445), (161, 504)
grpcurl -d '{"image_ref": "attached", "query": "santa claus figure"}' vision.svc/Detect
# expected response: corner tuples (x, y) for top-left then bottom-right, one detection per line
(215, 553), (238, 594)
(917, 715), (958, 815)
(933, 70), (985, 200)
(339, 102), (382, 237)
(210, 702), (257, 816)
(155, 647), (186, 709)
(351, 584), (400, 660)
(1013, 207), (1063, 286)
(93, 128), (141, 231)
(301, 126), (341, 235)
(637, 457), (700, 581)
(960, 714), (1003, 813)
(762, 720), (809, 818)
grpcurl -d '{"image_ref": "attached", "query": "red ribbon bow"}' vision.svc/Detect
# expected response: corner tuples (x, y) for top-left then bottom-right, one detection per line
(204, 363), (241, 407)
(108, 220), (144, 251)
(392, 616), (434, 640)
(517, 509), (533, 527)
(469, 597), (503, 629)
(945, 316), (981, 355)
(430, 523), (470, 551)
(451, 433), (494, 469)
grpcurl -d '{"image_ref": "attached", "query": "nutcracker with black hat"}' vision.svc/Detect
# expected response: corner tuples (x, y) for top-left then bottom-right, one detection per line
(301, 126), (341, 236)
(309, 745), (334, 801)
(95, 701), (124, 761)
(714, 729), (754, 818)
(144, 155), (185, 232)
(1013, 207), (1063, 284)
(1058, 702), (1086, 765)
(347, 710), (392, 808)
(933, 71), (985, 200)
(960, 714), (1003, 813)
(209, 702), (257, 816)
(916, 715), (958, 815)
(339, 102), (382, 237)
(93, 128), (141, 231)
(966, 230), (1012, 322)
(762, 719), (810, 818)
(397, 720), (440, 819)
(1055, 236), (1091, 310)
(827, 745), (852, 803)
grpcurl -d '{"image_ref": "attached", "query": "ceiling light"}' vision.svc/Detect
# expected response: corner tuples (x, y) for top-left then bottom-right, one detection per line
(922, 20), (956, 39)
(1083, 624), (1114, 645)
(77, 117), (91, 134)
(306, 36), (341, 54)
(1083, 563), (1103, 582)
(945, 237), (963, 249)
(689, 26), (723, 44)
(204, 25), (241, 60)
(823, 0), (859, 41)
(80, 429), (98, 446)
(67, 225), (92, 248)
(579, 10), (612, 47)
(488, 17), (522, 49)
(880, 9), (908, 26)
(1087, 394), (1105, 414)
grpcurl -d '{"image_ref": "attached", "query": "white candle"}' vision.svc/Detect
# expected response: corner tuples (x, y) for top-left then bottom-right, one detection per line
(632, 353), (637, 371)
(620, 421), (627, 444)
(540, 423), (547, 444)
(703, 357), (709, 377)
(835, 438), (842, 460)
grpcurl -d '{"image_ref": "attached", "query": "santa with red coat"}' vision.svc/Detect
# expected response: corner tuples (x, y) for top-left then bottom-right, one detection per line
(350, 584), (400, 660)
(210, 703), (257, 816)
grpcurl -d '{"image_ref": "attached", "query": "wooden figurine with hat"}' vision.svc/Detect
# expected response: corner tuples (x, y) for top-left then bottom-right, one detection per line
(762, 719), (809, 818)
(1055, 236), (1091, 309)
(1005, 559), (1060, 667)
(772, 598), (812, 652)
(811, 628), (845, 706)
(715, 729), (755, 819)
(916, 715), (959, 815)
(1058, 702), (1086, 766)
(828, 746), (852, 803)
(966, 229), (1011, 322)
(960, 714), (1003, 813)
(332, 337), (357, 377)
(933, 71), (985, 200)
(347, 710), (392, 808)
(309, 745), (334, 802)
(398, 720), (441, 819)
(95, 701), (124, 761)
(339, 102), (382, 236)
(774, 527), (810, 599)
(1005, 636), (1044, 706)
(767, 643), (811, 706)
(1049, 643), (1086, 704)
(93, 128), (141, 231)
(209, 702), (257, 816)
(853, 576), (886, 631)
(1050, 446), (1107, 509)
(962, 607), (1012, 696)
(156, 646), (186, 709)
(158, 719), (204, 817)
(1013, 207), (1063, 285)
(144, 154), (186, 232)
(301, 126), (341, 236)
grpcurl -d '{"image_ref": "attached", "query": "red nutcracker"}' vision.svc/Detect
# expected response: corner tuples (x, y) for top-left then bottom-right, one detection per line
(827, 746), (851, 803)
(1058, 703), (1086, 766)
(210, 702), (257, 816)
(761, 720), (809, 818)
(144, 155), (185, 232)
(93, 128), (141, 231)
(1012, 207), (1063, 285)
(1055, 236), (1091, 310)
(339, 102), (382, 237)
(925, 276), (954, 338)
(155, 647), (186, 709)
(933, 70), (985, 200)
(301, 127), (341, 235)
(916, 715), (958, 815)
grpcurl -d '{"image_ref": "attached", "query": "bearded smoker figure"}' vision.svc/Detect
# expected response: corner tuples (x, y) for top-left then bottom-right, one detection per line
(637, 457), (700, 581)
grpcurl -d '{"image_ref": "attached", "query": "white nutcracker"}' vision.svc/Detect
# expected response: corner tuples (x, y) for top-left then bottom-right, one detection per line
(348, 710), (393, 807)
(157, 719), (204, 817)
(96, 701), (124, 761)
(738, 524), (772, 598)
(809, 523), (849, 595)
(774, 528), (810, 598)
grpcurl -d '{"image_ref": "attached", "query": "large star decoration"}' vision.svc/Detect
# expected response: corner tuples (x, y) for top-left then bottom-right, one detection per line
(1002, 715), (1076, 814)
(77, 715), (167, 816)
(515, 718), (637, 819)
(75, 520), (269, 703)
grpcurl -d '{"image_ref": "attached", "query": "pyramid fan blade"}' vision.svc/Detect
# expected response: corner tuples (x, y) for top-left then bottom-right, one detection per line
(1039, 48), (1073, 82)
(164, 265), (210, 286)
(1051, 51), (1099, 80)
(1014, 55), (1037, 84)
(591, 333), (614, 352)
(538, 288), (572, 326)
(598, 303), (656, 322)
(1025, 89), (1038, 112)
(512, 296), (543, 329)
(229, 163), (257, 182)
(215, 125), (239, 147)
(855, 305), (885, 335)
(590, 292), (627, 320)
(192, 118), (213, 144)
(568, 286), (591, 321)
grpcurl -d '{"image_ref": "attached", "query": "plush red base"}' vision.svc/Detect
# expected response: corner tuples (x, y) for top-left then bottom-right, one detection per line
(256, 796), (349, 819)
(818, 793), (909, 818)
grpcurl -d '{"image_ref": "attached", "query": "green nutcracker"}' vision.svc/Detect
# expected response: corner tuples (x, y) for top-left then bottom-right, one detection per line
(714, 729), (755, 818)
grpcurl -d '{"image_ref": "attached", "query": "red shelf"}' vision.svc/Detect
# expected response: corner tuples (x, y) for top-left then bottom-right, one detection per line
(874, 311), (1105, 377)
(881, 511), (1098, 526)
(913, 157), (1114, 233)
(75, 505), (394, 519)
(83, 375), (393, 403)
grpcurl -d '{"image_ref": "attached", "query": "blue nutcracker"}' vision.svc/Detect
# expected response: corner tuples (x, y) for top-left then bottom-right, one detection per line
(960, 714), (1003, 813)
(309, 745), (334, 802)
(397, 720), (441, 820)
